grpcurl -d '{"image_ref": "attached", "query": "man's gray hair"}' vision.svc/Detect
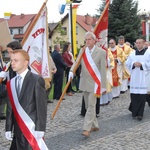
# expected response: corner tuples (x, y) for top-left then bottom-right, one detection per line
(54, 44), (60, 50)
(118, 35), (125, 40)
(85, 31), (96, 40)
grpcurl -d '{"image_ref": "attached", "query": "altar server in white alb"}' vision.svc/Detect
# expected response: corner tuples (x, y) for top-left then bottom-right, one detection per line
(146, 46), (150, 106)
(126, 38), (150, 121)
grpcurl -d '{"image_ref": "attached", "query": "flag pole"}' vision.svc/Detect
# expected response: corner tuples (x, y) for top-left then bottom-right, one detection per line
(93, 0), (110, 68)
(0, 47), (4, 83)
(45, 5), (52, 80)
(51, 46), (86, 120)
(21, 0), (48, 45)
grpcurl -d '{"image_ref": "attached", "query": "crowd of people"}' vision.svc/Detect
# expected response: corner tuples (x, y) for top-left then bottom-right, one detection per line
(51, 33), (150, 137)
(0, 31), (150, 149)
(99, 37), (150, 123)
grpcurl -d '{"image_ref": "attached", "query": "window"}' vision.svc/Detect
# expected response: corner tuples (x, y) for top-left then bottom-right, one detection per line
(18, 28), (23, 34)
(61, 27), (67, 35)
(10, 29), (13, 35)
(76, 26), (78, 35)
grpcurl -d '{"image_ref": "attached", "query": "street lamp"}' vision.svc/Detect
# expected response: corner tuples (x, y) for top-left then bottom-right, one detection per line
(66, 0), (82, 3)
(72, 0), (82, 3)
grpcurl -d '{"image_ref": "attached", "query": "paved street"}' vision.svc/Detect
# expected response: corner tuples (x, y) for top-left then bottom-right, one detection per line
(0, 90), (150, 150)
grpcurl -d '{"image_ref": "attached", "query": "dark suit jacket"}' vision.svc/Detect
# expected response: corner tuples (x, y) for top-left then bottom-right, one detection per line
(0, 65), (31, 99)
(6, 71), (47, 137)
(0, 66), (16, 99)
(51, 50), (68, 76)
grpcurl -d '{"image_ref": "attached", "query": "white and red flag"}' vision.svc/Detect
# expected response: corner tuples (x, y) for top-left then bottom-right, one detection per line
(93, 0), (110, 52)
(22, 2), (50, 78)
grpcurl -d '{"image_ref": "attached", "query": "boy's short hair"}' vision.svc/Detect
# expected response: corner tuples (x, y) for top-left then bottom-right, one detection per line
(7, 41), (22, 50)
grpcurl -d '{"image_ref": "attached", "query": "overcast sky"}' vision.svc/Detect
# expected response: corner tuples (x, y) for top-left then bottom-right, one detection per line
(0, 0), (149, 22)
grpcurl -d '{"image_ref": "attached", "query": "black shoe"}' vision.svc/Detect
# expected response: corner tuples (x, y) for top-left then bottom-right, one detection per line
(120, 91), (125, 94)
(113, 96), (119, 99)
(71, 90), (77, 94)
(132, 116), (137, 120)
(105, 101), (110, 105)
(77, 90), (82, 93)
(100, 104), (105, 106)
(0, 116), (6, 120)
(55, 98), (65, 100)
(47, 100), (53, 103)
(70, 91), (75, 94)
(71, 89), (77, 92)
(80, 114), (85, 117)
(138, 116), (143, 121)
(96, 114), (100, 118)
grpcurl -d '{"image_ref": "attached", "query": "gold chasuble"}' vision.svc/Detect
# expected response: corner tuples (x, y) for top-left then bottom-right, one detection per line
(106, 49), (114, 92)
(118, 44), (133, 59)
(111, 50), (120, 86)
(109, 47), (125, 86)
(116, 44), (132, 79)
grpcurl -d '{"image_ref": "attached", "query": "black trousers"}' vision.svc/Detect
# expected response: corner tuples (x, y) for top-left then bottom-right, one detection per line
(80, 96), (100, 116)
(65, 67), (72, 93)
(53, 74), (63, 100)
(74, 75), (80, 91)
(10, 136), (32, 150)
(146, 94), (150, 106)
(129, 93), (147, 117)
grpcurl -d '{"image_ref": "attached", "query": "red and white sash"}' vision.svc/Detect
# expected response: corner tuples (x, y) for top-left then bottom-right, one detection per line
(7, 77), (48, 150)
(83, 47), (102, 97)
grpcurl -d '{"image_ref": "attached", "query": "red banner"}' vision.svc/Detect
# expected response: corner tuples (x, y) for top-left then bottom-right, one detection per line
(93, 0), (110, 66)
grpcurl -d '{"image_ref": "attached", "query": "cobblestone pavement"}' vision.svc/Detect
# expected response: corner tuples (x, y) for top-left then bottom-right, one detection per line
(0, 90), (150, 150)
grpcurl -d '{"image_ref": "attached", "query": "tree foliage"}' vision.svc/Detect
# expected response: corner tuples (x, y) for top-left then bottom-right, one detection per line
(53, 22), (66, 48)
(97, 0), (141, 44)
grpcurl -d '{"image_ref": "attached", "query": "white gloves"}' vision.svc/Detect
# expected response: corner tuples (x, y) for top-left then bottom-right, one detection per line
(68, 71), (73, 81)
(0, 71), (7, 78)
(5, 131), (44, 140)
(5, 131), (12, 140)
(34, 131), (44, 138)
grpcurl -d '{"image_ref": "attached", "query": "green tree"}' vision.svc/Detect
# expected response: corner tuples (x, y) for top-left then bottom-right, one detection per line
(97, 0), (141, 44)
(53, 22), (66, 48)
(96, 0), (105, 15)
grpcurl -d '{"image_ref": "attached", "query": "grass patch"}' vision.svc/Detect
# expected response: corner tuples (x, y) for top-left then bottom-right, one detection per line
(48, 76), (77, 100)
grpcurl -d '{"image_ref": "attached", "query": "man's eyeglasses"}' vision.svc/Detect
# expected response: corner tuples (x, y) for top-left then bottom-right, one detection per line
(109, 43), (114, 44)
